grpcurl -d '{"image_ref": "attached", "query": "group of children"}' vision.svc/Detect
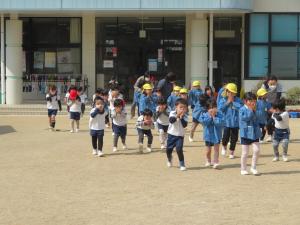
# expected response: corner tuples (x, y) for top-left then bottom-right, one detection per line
(46, 80), (291, 175)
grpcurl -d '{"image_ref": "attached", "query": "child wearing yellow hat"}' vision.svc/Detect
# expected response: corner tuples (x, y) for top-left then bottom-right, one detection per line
(218, 83), (243, 159)
(167, 86), (181, 111)
(256, 88), (272, 143)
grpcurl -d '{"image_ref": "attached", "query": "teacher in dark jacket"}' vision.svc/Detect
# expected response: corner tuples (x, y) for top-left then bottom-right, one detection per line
(156, 72), (176, 99)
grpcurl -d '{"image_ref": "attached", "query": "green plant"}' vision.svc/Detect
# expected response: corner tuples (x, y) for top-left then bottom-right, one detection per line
(286, 87), (300, 105)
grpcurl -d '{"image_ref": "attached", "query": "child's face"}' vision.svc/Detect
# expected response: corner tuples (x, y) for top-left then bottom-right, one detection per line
(176, 103), (187, 114)
(111, 90), (119, 98)
(193, 86), (200, 90)
(227, 90), (236, 97)
(144, 115), (152, 121)
(206, 89), (212, 96)
(95, 100), (104, 110)
(145, 89), (152, 95)
(101, 94), (108, 101)
(174, 91), (180, 96)
(159, 104), (167, 110)
(115, 105), (122, 112)
(180, 94), (188, 99)
(245, 99), (256, 109)
(50, 89), (57, 95)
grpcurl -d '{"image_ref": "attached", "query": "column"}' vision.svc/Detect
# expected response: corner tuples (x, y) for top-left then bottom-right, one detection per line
(190, 14), (208, 87)
(6, 18), (23, 104)
(1, 15), (5, 104)
(82, 14), (96, 98)
(209, 13), (214, 87)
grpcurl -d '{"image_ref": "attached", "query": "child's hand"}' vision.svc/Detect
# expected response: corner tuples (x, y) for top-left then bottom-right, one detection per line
(144, 119), (152, 125)
(96, 105), (104, 111)
(115, 107), (122, 114)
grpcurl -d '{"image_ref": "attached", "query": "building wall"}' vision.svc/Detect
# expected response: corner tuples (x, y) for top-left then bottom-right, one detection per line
(254, 0), (300, 12)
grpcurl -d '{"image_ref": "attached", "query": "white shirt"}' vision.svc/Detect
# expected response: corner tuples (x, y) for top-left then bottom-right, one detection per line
(272, 111), (289, 129)
(156, 106), (169, 126)
(167, 110), (188, 137)
(111, 108), (127, 126)
(79, 93), (88, 104)
(108, 93), (124, 110)
(68, 99), (82, 112)
(89, 108), (108, 130)
(136, 115), (154, 130)
(46, 93), (60, 110)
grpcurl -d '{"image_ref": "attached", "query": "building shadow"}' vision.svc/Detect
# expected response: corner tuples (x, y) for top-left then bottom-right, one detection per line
(0, 125), (16, 135)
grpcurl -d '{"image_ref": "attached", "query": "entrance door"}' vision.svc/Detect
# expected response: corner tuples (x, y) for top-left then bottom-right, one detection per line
(213, 17), (242, 92)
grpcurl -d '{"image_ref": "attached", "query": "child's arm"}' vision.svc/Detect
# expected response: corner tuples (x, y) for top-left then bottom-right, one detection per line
(90, 108), (99, 118)
(239, 108), (255, 122)
(218, 98), (230, 112)
(273, 113), (283, 121)
(46, 94), (51, 102)
(110, 109), (117, 119)
(180, 114), (188, 128)
(232, 98), (244, 109)
(199, 112), (213, 126)
(58, 100), (62, 111)
(213, 113), (224, 127)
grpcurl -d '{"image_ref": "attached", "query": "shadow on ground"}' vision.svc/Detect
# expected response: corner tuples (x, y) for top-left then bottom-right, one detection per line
(0, 126), (16, 135)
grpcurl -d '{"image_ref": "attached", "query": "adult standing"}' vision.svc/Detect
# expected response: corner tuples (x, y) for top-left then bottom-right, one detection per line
(156, 72), (176, 99)
(261, 75), (283, 142)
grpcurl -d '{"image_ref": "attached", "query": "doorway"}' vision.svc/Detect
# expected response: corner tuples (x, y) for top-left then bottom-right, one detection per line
(213, 17), (242, 92)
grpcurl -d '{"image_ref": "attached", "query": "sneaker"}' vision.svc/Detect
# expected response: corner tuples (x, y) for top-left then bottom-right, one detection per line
(221, 146), (226, 156)
(146, 147), (152, 152)
(266, 135), (272, 142)
(75, 128), (79, 133)
(122, 144), (128, 150)
(105, 124), (109, 128)
(213, 164), (220, 169)
(188, 136), (194, 142)
(112, 147), (118, 152)
(167, 160), (172, 168)
(138, 144), (143, 153)
(282, 155), (289, 162)
(97, 151), (104, 157)
(204, 162), (212, 167)
(250, 168), (260, 176)
(92, 149), (97, 155)
(241, 170), (249, 175)
(259, 140), (265, 144)
(229, 154), (235, 159)
(112, 132), (115, 136)
(161, 144), (166, 150)
(272, 157), (279, 162)
(70, 129), (74, 133)
(180, 166), (187, 171)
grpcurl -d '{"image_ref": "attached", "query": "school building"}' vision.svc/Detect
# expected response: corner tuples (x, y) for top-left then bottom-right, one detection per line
(1, 0), (300, 104)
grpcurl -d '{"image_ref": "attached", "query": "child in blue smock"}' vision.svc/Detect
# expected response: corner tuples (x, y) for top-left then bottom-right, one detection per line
(256, 88), (271, 143)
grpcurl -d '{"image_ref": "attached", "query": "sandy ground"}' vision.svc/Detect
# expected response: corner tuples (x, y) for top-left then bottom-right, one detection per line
(0, 115), (299, 225)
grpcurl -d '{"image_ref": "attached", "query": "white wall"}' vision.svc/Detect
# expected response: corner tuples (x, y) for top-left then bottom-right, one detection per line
(254, 0), (300, 12)
(82, 14), (96, 98)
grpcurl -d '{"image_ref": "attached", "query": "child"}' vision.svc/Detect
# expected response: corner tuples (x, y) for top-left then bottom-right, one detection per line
(111, 99), (128, 152)
(93, 88), (102, 103)
(239, 92), (262, 175)
(89, 96), (108, 157)
(108, 85), (124, 134)
(204, 86), (214, 100)
(67, 88), (82, 133)
(188, 80), (202, 110)
(199, 99), (224, 169)
(166, 98), (189, 171)
(78, 87), (88, 116)
(271, 98), (290, 162)
(136, 109), (155, 153)
(100, 89), (110, 128)
(138, 83), (158, 115)
(156, 97), (170, 150)
(64, 85), (76, 112)
(189, 94), (209, 142)
(218, 83), (243, 159)
(179, 88), (189, 100)
(167, 86), (181, 111)
(256, 88), (272, 143)
(46, 85), (62, 131)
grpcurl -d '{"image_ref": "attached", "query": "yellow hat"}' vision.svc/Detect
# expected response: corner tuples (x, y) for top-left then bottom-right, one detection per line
(173, 86), (181, 91)
(142, 83), (153, 90)
(226, 83), (238, 94)
(180, 88), (188, 94)
(257, 88), (268, 97)
(192, 80), (201, 87)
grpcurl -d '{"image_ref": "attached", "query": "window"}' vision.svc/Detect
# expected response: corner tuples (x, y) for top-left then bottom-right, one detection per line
(250, 14), (268, 43)
(271, 47), (297, 78)
(272, 15), (298, 42)
(249, 46), (268, 77)
(247, 13), (300, 79)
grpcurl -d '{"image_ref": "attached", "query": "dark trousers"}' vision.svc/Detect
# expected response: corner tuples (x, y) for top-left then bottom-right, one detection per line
(113, 124), (127, 147)
(137, 128), (153, 146)
(259, 124), (267, 140)
(92, 135), (103, 151)
(266, 114), (275, 135)
(166, 134), (185, 165)
(81, 103), (86, 115)
(222, 127), (239, 151)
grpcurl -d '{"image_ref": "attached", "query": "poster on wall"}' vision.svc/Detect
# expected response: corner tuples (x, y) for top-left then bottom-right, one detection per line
(45, 52), (56, 68)
(103, 60), (114, 68)
(57, 50), (71, 64)
(33, 51), (44, 69)
(148, 59), (157, 72)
